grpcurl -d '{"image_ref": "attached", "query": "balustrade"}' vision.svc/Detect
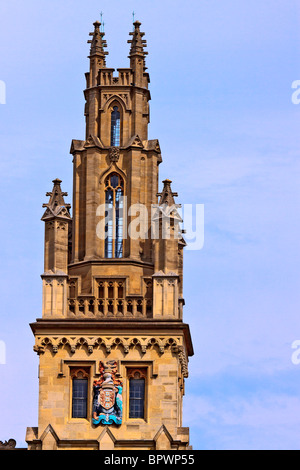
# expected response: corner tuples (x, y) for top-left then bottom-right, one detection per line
(67, 279), (152, 318)
(68, 296), (152, 318)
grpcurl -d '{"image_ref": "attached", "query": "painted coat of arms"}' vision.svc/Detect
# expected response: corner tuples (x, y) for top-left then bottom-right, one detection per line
(92, 360), (123, 426)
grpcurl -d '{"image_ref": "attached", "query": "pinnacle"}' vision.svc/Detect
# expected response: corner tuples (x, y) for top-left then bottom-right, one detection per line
(88, 20), (108, 62)
(41, 179), (71, 221)
(158, 179), (179, 207)
(128, 20), (148, 58)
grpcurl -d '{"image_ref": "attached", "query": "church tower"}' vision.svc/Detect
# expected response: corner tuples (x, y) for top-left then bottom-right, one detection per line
(26, 20), (194, 451)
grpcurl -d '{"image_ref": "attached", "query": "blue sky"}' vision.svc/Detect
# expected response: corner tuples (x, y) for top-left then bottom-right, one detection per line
(0, 0), (300, 450)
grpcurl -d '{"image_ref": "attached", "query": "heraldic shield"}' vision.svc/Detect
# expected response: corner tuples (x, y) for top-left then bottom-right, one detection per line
(92, 360), (123, 426)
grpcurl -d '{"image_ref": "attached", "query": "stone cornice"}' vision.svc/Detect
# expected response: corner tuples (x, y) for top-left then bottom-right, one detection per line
(70, 138), (160, 155)
(68, 258), (154, 270)
(30, 319), (194, 357)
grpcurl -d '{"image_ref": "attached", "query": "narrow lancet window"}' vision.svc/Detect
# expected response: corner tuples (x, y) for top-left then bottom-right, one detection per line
(71, 369), (89, 419)
(105, 172), (124, 258)
(111, 106), (120, 146)
(128, 370), (146, 419)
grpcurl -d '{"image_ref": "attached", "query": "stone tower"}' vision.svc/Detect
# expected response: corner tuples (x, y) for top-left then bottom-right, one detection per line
(26, 20), (194, 451)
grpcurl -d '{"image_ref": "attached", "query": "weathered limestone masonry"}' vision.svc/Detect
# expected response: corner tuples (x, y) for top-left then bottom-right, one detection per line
(26, 20), (194, 451)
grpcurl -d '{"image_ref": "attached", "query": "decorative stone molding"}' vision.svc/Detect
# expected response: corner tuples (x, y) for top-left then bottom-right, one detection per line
(99, 161), (127, 185)
(124, 134), (144, 149)
(127, 367), (147, 380)
(103, 93), (129, 105)
(70, 367), (90, 379)
(177, 346), (189, 378)
(33, 334), (189, 379)
(109, 147), (120, 163)
(101, 93), (131, 114)
(84, 134), (104, 149)
(142, 139), (161, 154)
(57, 221), (67, 231)
(33, 335), (182, 357)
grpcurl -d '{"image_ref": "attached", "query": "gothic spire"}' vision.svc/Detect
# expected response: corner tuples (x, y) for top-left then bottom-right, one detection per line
(41, 178), (71, 221)
(88, 21), (108, 65)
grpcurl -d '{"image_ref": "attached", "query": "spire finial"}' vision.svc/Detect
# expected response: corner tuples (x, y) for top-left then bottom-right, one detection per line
(99, 12), (106, 33)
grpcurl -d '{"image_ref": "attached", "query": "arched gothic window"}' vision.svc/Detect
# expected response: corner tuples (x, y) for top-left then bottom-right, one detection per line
(111, 106), (120, 146)
(105, 172), (124, 258)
